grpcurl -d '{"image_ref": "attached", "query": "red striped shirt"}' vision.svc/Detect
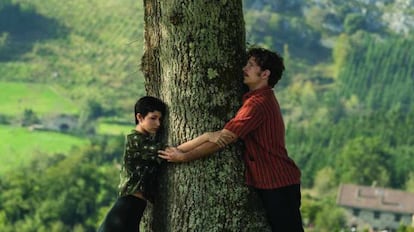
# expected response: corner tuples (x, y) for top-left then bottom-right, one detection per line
(224, 86), (301, 189)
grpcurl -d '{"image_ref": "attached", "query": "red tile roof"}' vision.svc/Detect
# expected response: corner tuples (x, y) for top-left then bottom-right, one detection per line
(337, 184), (414, 214)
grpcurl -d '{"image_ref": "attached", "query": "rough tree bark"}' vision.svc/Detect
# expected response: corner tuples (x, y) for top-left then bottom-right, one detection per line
(141, 0), (269, 231)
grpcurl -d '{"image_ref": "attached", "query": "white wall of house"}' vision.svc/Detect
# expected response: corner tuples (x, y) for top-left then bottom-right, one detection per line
(42, 114), (78, 132)
(345, 207), (412, 231)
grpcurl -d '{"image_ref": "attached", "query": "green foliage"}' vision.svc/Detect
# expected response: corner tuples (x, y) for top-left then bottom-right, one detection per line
(0, 0), (13, 9)
(337, 34), (414, 112)
(0, 32), (9, 51)
(307, 195), (347, 232)
(389, 145), (414, 189)
(0, 0), (413, 230)
(0, 125), (88, 175)
(287, 32), (414, 193)
(398, 225), (414, 232)
(405, 173), (414, 193)
(0, 81), (78, 117)
(244, 9), (328, 62)
(313, 167), (338, 197)
(300, 194), (323, 228)
(344, 13), (365, 34)
(288, 106), (414, 189)
(243, 0), (302, 13)
(76, 99), (104, 134)
(0, 0), (146, 117)
(96, 120), (132, 136)
(0, 137), (122, 232)
(332, 34), (351, 77)
(304, 6), (329, 34)
(20, 108), (40, 126)
(0, 2), (65, 60)
(314, 203), (346, 232)
(336, 136), (391, 186)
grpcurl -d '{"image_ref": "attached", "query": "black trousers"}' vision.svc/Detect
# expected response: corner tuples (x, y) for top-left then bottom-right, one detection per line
(97, 195), (147, 232)
(255, 184), (304, 232)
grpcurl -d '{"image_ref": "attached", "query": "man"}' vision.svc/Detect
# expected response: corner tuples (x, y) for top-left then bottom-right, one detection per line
(158, 47), (304, 232)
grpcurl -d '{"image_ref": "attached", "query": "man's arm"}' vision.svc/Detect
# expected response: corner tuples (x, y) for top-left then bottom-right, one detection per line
(158, 141), (220, 162)
(158, 129), (237, 162)
(177, 132), (217, 152)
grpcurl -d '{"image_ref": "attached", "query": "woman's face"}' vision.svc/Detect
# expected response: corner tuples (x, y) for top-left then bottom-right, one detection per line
(136, 111), (162, 135)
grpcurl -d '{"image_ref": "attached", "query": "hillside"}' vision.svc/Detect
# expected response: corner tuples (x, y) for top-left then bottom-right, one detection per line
(1, 1), (414, 231)
(1, 0), (414, 119)
(0, 81), (78, 117)
(0, 0), (413, 182)
(1, 0), (413, 182)
(0, 124), (89, 175)
(0, 0), (146, 117)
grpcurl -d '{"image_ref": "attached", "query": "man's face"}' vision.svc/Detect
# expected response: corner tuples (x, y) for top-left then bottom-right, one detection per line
(136, 111), (162, 135)
(242, 57), (267, 90)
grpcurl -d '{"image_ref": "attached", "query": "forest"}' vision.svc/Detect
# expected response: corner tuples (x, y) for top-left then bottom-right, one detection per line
(0, 0), (413, 231)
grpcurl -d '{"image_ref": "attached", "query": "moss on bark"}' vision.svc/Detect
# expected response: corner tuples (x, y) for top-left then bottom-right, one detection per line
(141, 0), (269, 231)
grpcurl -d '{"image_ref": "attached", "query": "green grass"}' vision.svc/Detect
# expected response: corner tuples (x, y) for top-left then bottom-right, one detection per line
(1, 0), (146, 115)
(0, 124), (89, 176)
(96, 121), (132, 136)
(0, 81), (78, 117)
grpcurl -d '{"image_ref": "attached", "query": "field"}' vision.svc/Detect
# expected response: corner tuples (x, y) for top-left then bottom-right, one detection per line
(96, 119), (132, 135)
(0, 124), (89, 176)
(0, 80), (132, 175)
(0, 81), (78, 117)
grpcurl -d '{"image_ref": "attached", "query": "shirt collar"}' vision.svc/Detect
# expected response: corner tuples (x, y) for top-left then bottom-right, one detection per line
(131, 129), (155, 140)
(242, 86), (272, 101)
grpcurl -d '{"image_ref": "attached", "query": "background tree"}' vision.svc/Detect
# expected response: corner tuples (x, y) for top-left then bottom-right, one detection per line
(313, 167), (337, 197)
(314, 203), (346, 232)
(20, 108), (40, 126)
(344, 13), (365, 34)
(336, 136), (391, 186)
(141, 0), (269, 231)
(405, 172), (414, 193)
(77, 99), (103, 134)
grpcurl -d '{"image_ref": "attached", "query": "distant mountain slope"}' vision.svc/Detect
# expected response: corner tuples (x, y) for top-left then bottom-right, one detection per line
(245, 0), (414, 36)
(0, 0), (146, 116)
(1, 0), (413, 120)
(337, 35), (414, 112)
(0, 81), (78, 117)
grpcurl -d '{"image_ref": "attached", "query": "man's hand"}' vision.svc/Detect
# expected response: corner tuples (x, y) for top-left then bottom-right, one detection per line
(158, 147), (187, 162)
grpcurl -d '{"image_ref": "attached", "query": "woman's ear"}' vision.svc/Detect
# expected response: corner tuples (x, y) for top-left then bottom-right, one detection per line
(136, 113), (143, 124)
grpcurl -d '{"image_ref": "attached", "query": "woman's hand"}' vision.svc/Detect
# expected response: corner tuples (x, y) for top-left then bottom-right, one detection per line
(158, 147), (187, 162)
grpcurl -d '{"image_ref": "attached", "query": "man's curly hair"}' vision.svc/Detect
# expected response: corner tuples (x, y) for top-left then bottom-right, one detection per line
(247, 47), (285, 88)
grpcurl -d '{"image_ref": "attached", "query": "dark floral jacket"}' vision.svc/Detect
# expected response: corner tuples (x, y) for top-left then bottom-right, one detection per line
(118, 130), (165, 201)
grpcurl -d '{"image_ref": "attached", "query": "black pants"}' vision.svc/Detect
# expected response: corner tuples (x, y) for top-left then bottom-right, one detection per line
(97, 195), (147, 232)
(255, 184), (304, 232)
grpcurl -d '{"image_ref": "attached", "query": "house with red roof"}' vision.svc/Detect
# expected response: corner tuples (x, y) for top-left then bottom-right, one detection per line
(337, 184), (414, 231)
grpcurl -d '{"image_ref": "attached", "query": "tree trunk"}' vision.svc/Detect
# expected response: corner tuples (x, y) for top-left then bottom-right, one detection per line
(141, 0), (269, 231)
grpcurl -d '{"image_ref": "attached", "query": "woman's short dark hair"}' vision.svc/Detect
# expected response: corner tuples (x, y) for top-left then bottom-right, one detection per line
(134, 96), (166, 125)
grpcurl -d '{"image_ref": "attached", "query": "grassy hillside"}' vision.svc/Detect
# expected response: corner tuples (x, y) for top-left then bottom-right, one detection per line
(0, 80), (131, 175)
(0, 1), (414, 231)
(0, 81), (78, 117)
(96, 120), (132, 135)
(1, 0), (146, 115)
(0, 124), (89, 176)
(1, 0), (413, 185)
(337, 36), (414, 112)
